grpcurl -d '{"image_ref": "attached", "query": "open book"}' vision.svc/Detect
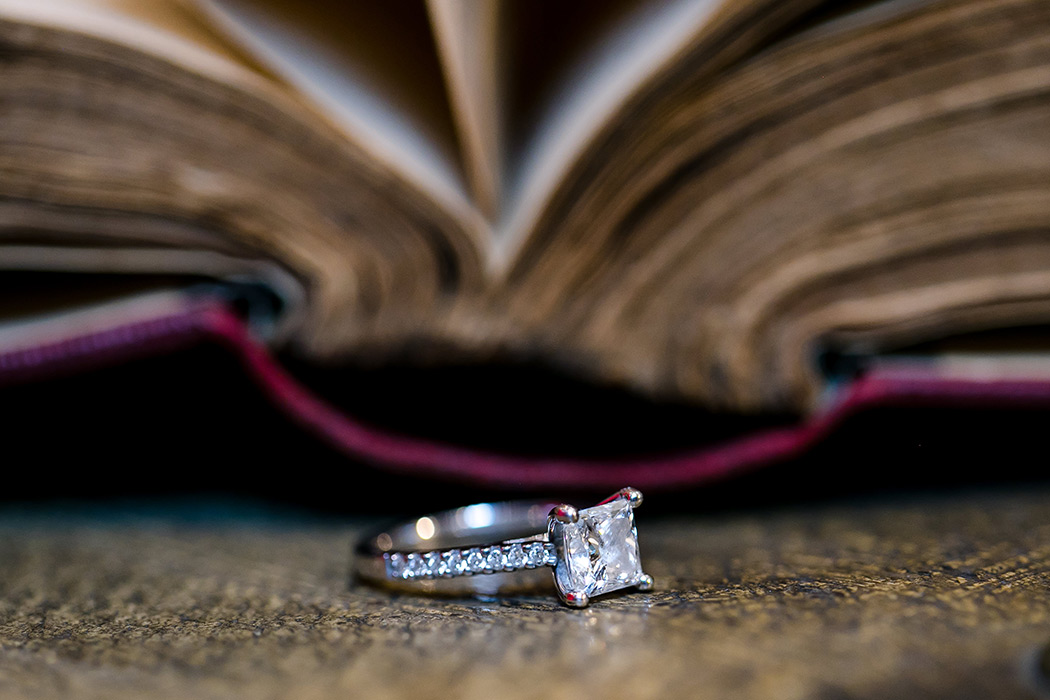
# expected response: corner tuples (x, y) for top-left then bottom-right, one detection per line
(3, 0), (1050, 429)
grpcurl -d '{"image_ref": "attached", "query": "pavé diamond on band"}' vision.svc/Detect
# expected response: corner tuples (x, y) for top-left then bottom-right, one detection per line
(353, 487), (653, 608)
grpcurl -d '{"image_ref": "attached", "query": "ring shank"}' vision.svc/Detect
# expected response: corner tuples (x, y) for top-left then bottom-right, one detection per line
(353, 500), (557, 590)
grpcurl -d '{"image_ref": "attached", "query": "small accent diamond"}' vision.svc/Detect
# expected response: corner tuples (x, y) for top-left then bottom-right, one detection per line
(438, 550), (461, 576)
(423, 551), (442, 577)
(406, 553), (427, 578)
(505, 544), (525, 569)
(388, 552), (408, 579)
(484, 547), (505, 571)
(525, 542), (546, 567)
(466, 548), (485, 573)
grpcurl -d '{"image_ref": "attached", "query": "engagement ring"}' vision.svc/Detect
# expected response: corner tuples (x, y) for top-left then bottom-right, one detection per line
(354, 487), (652, 607)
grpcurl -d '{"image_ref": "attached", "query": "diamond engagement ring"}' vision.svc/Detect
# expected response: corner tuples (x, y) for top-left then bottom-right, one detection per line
(354, 487), (652, 608)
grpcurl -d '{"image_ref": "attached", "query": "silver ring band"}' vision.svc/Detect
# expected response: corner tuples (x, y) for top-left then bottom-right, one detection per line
(354, 488), (653, 607)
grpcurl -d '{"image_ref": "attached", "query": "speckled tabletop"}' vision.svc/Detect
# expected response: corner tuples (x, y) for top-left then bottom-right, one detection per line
(1, 490), (1050, 700)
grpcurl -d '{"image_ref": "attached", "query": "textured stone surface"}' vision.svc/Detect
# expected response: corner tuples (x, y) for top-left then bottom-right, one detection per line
(1, 491), (1050, 699)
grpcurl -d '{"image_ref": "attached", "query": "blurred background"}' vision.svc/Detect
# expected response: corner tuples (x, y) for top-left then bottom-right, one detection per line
(4, 327), (1048, 516)
(2, 0), (1050, 514)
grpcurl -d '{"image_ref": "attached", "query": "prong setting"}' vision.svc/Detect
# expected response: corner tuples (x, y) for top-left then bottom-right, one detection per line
(563, 591), (589, 608)
(550, 504), (579, 524)
(620, 487), (643, 508)
(637, 573), (654, 591)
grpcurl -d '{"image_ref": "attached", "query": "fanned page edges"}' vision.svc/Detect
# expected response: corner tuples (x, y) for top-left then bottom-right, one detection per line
(497, 0), (1050, 412)
(0, 0), (486, 355)
(4, 0), (1050, 419)
(0, 0), (736, 375)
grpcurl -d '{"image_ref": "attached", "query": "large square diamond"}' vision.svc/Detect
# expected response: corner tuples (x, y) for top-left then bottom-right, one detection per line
(550, 498), (643, 599)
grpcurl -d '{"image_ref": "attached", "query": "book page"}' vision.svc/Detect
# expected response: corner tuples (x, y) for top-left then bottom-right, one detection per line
(426, 0), (502, 218)
(0, 0), (475, 225)
(78, 0), (258, 66)
(187, 0), (473, 218)
(493, 0), (729, 269)
(499, 0), (643, 167)
(0, 0), (491, 355)
(0, 0), (265, 84)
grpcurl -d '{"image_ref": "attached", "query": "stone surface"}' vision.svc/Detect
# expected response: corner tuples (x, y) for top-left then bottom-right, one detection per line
(554, 498), (643, 599)
(2, 490), (1050, 699)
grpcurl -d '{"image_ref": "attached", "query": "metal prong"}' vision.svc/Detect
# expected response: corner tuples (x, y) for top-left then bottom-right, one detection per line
(564, 591), (589, 608)
(619, 487), (643, 508)
(637, 573), (654, 591)
(550, 504), (579, 524)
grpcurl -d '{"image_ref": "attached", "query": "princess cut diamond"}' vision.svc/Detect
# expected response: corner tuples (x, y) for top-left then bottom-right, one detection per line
(550, 498), (643, 600)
